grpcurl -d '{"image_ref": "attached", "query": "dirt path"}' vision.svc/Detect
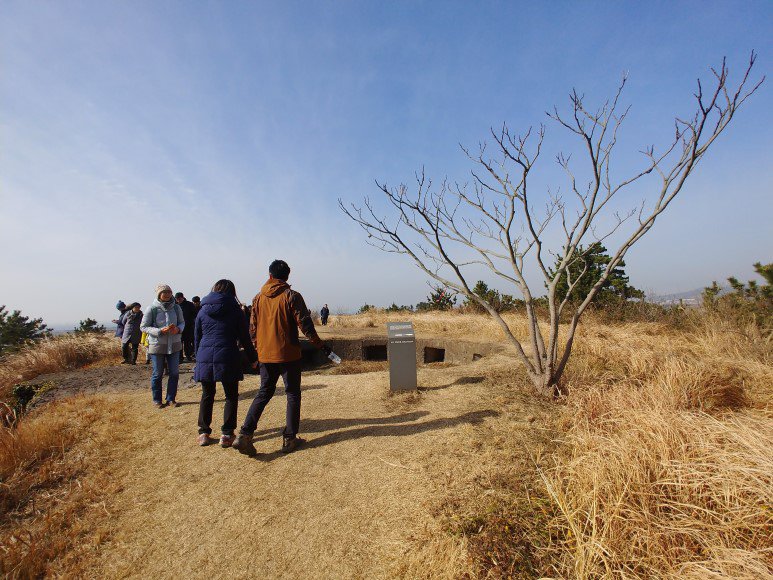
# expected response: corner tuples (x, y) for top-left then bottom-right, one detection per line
(60, 348), (544, 578)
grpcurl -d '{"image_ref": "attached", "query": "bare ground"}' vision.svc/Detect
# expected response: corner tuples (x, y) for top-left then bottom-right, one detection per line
(31, 335), (550, 578)
(23, 361), (197, 408)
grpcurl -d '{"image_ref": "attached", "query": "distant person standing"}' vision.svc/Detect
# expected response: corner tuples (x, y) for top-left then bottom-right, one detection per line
(121, 303), (143, 364)
(113, 300), (128, 338)
(175, 292), (197, 362)
(232, 260), (331, 455)
(192, 296), (202, 316)
(320, 304), (330, 326)
(141, 284), (185, 408)
(194, 280), (258, 447)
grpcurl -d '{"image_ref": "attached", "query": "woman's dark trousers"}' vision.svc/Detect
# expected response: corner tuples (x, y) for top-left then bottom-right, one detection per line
(122, 342), (139, 363)
(240, 360), (302, 437)
(198, 380), (239, 435)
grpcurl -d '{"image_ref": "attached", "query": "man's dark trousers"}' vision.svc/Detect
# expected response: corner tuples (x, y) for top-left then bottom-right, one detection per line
(182, 330), (195, 360)
(240, 359), (302, 437)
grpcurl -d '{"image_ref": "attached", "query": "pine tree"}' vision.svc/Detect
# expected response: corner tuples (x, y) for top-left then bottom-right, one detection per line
(705, 261), (772, 329)
(464, 281), (522, 313)
(552, 243), (643, 305)
(74, 318), (106, 334)
(416, 285), (456, 311)
(0, 306), (51, 355)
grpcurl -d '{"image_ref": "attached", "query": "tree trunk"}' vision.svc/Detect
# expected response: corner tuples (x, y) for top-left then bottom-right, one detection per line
(530, 369), (563, 399)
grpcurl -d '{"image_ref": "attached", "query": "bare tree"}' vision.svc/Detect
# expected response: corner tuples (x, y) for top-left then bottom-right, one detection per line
(340, 55), (763, 397)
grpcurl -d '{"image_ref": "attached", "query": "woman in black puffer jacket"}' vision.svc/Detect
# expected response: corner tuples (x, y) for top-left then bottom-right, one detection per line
(194, 279), (258, 447)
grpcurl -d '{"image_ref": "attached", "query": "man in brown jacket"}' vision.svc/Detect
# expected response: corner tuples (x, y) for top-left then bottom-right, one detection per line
(233, 259), (331, 455)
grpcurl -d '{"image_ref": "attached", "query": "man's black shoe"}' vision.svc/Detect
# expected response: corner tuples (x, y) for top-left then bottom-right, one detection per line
(281, 436), (305, 454)
(232, 433), (257, 456)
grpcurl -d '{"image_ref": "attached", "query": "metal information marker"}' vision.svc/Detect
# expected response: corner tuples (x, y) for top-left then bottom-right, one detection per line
(387, 322), (417, 391)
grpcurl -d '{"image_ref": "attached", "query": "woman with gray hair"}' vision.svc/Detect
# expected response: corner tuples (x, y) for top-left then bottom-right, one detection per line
(140, 284), (186, 408)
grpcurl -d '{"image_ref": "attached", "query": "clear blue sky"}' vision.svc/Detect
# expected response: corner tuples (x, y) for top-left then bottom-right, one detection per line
(1, 1), (771, 327)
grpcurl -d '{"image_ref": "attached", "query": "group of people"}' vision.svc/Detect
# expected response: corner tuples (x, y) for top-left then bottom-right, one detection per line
(114, 260), (332, 455)
(114, 294), (200, 365)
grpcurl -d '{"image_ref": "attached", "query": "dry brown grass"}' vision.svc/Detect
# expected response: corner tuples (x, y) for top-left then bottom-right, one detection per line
(337, 310), (773, 578)
(544, 409), (772, 579)
(312, 359), (389, 375)
(328, 309), (533, 342)
(426, 384), (559, 578)
(542, 314), (773, 579)
(0, 396), (131, 578)
(0, 333), (120, 403)
(334, 310), (773, 578)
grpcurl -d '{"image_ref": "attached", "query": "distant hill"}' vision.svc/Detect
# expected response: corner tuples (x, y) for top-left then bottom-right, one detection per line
(50, 322), (116, 336)
(649, 285), (730, 306)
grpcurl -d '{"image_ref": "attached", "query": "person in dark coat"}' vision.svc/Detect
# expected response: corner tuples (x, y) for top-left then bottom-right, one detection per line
(320, 304), (330, 326)
(175, 292), (197, 362)
(194, 279), (258, 447)
(121, 303), (143, 364)
(113, 300), (128, 338)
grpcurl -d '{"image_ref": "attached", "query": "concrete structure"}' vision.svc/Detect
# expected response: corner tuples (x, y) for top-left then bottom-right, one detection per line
(298, 333), (502, 369)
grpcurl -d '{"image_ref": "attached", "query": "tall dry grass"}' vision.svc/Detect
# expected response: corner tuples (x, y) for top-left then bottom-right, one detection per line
(0, 333), (120, 403)
(543, 314), (773, 579)
(0, 334), (125, 576)
(0, 401), (79, 514)
(0, 396), (130, 578)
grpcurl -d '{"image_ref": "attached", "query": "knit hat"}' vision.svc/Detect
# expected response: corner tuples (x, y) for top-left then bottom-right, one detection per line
(116, 300), (126, 310)
(155, 284), (173, 299)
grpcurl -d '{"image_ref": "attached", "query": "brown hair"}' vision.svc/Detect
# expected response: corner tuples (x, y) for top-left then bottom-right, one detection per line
(212, 279), (237, 298)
